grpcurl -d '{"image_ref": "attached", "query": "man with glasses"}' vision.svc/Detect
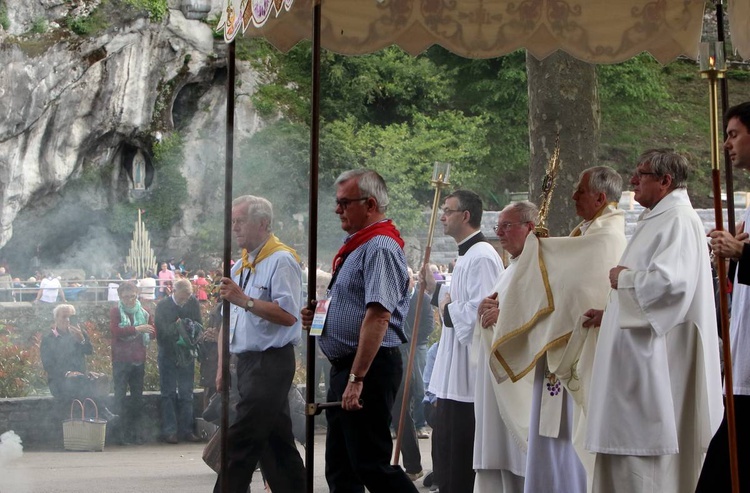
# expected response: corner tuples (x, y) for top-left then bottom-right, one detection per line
(301, 169), (418, 492)
(483, 167), (627, 493)
(582, 149), (723, 493)
(155, 279), (203, 445)
(701, 101), (750, 492)
(421, 189), (504, 493)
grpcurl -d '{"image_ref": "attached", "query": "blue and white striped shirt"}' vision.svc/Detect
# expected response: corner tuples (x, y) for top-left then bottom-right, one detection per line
(318, 235), (410, 360)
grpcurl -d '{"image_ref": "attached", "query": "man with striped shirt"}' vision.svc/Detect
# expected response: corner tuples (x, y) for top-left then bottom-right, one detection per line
(302, 169), (418, 492)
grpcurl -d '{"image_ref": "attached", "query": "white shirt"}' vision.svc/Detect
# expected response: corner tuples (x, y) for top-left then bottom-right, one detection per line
(38, 277), (62, 303)
(429, 239), (503, 402)
(229, 250), (302, 353)
(137, 277), (156, 300)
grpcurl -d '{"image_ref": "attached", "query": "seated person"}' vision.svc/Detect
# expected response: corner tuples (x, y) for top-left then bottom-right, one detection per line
(40, 304), (117, 422)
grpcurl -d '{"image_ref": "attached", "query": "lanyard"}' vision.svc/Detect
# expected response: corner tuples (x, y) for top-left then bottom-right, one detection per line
(239, 268), (252, 292)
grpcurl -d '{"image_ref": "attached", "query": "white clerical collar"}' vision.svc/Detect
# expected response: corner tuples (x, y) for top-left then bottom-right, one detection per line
(578, 220), (593, 235)
(457, 229), (481, 246)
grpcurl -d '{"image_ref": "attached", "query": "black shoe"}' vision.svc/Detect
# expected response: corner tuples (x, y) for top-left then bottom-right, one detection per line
(423, 471), (434, 488)
(164, 434), (178, 444)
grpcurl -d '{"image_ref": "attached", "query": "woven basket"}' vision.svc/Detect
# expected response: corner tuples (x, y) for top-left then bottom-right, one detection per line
(63, 398), (107, 452)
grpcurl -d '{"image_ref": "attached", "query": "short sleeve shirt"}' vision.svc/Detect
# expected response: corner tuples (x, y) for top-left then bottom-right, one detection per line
(318, 235), (410, 360)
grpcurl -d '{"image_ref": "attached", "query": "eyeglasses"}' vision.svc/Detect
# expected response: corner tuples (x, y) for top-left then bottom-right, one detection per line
(493, 222), (525, 233)
(335, 197), (369, 210)
(441, 208), (465, 216)
(633, 170), (659, 180)
(121, 295), (137, 301)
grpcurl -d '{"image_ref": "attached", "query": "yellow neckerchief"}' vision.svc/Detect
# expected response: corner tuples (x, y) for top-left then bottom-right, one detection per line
(569, 201), (618, 237)
(241, 234), (300, 273)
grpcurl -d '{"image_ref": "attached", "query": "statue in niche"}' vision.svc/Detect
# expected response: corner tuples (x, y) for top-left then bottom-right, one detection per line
(132, 150), (146, 190)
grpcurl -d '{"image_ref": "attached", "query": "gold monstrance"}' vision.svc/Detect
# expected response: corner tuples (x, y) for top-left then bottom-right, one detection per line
(535, 135), (561, 238)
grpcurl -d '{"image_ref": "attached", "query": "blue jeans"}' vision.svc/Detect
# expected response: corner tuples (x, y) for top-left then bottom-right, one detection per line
(158, 350), (194, 437)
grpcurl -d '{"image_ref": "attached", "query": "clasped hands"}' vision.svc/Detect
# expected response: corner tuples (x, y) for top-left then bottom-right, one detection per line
(478, 292), (499, 329)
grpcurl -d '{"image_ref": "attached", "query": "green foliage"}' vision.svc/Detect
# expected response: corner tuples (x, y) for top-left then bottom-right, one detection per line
(66, 4), (110, 36)
(124, 0), (168, 21)
(0, 1), (9, 31)
(30, 17), (48, 34)
(728, 70), (750, 82)
(598, 54), (672, 118)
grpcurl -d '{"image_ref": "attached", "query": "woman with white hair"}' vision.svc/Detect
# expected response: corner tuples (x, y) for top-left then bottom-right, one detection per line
(40, 304), (118, 422)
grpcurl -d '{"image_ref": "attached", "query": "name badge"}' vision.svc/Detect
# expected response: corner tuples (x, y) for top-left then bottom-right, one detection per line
(309, 299), (330, 337)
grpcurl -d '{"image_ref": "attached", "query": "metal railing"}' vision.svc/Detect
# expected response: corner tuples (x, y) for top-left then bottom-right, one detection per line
(0, 278), (172, 304)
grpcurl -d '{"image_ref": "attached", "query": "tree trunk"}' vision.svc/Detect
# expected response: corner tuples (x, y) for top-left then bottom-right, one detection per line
(527, 51), (600, 237)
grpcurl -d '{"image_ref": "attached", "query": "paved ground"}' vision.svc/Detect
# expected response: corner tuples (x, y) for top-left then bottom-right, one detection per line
(0, 433), (435, 493)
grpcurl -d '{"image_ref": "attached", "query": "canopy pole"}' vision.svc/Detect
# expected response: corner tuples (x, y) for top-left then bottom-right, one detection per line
(219, 39), (236, 493)
(304, 1), (322, 492)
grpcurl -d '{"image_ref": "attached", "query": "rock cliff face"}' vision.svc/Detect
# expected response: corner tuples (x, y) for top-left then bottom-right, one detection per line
(0, 1), (261, 274)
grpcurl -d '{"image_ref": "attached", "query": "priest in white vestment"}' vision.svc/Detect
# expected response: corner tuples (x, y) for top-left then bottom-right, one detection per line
(423, 190), (504, 493)
(485, 167), (627, 493)
(583, 149), (723, 493)
(474, 201), (540, 493)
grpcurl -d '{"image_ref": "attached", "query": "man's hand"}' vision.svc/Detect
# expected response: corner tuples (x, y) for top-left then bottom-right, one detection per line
(582, 309), (604, 328)
(300, 306), (315, 327)
(609, 266), (627, 289)
(710, 230), (748, 260)
(419, 264), (437, 295)
(219, 277), (247, 306)
(439, 292), (451, 316)
(69, 325), (85, 342)
(342, 381), (363, 411)
(478, 292), (499, 329)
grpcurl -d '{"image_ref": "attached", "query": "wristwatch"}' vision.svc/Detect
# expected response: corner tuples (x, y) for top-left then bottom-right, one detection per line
(245, 298), (255, 311)
(348, 373), (364, 383)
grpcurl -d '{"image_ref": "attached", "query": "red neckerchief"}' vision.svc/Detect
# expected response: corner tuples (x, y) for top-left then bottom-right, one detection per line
(331, 219), (404, 275)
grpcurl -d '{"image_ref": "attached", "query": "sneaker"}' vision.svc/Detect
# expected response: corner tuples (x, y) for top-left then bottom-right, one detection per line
(416, 427), (430, 439)
(406, 470), (424, 482)
(164, 434), (178, 444)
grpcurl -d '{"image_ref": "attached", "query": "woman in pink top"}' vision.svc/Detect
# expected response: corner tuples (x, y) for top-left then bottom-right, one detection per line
(193, 270), (210, 302)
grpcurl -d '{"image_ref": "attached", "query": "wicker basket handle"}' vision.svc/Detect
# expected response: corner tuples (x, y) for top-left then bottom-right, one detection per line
(69, 399), (84, 420)
(83, 397), (99, 421)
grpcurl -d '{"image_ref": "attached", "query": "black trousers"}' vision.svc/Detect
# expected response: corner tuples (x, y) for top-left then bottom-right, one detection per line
(433, 398), (475, 493)
(213, 344), (305, 493)
(325, 346), (419, 493)
(112, 361), (145, 441)
(696, 394), (750, 492)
